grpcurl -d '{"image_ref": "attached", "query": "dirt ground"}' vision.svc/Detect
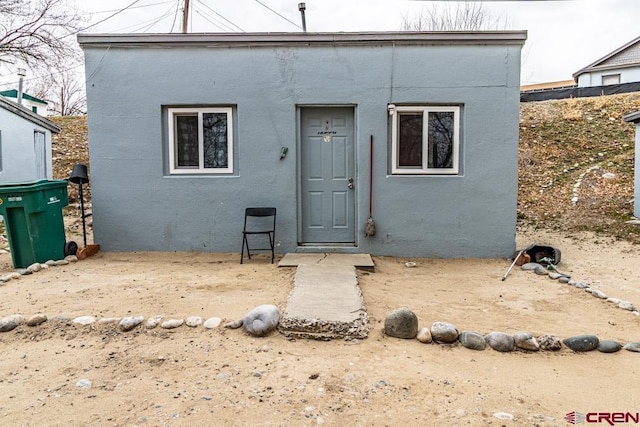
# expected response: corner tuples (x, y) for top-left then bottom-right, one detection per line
(0, 226), (638, 426)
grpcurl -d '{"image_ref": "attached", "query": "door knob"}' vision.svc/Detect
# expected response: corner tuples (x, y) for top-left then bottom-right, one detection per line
(348, 178), (354, 189)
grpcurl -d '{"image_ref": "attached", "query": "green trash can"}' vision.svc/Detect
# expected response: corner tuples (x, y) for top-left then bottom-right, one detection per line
(0, 179), (69, 268)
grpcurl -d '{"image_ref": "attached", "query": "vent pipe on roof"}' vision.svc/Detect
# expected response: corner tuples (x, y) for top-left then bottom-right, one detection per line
(17, 68), (26, 105)
(298, 3), (307, 32)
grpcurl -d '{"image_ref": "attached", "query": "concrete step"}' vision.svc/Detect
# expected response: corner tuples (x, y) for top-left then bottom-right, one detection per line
(278, 253), (374, 271)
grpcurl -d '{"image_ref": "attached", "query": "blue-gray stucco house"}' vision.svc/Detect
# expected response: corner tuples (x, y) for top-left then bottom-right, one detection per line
(77, 31), (526, 258)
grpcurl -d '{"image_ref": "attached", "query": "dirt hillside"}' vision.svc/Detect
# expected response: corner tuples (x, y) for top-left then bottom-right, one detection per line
(519, 93), (640, 242)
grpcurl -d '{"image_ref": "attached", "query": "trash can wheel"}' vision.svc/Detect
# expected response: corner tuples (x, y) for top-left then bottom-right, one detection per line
(64, 241), (78, 257)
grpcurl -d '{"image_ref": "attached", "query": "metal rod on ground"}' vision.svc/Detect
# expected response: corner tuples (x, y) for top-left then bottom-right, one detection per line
(78, 183), (87, 247)
(502, 250), (524, 281)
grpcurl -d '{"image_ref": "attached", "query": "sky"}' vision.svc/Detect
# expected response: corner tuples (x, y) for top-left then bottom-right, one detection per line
(3, 0), (640, 87)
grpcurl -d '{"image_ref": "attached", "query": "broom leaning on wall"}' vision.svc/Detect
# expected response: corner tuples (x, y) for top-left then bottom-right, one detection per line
(365, 135), (376, 237)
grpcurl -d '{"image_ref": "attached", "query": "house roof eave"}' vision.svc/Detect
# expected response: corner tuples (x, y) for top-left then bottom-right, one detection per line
(573, 35), (640, 81)
(0, 89), (48, 105)
(578, 62), (640, 75)
(0, 96), (60, 133)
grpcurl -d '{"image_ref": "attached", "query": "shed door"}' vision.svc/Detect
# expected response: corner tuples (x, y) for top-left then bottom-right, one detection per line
(300, 107), (355, 244)
(34, 131), (46, 179)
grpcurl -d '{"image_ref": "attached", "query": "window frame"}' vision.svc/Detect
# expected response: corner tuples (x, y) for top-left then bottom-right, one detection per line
(602, 73), (621, 86)
(167, 107), (234, 175)
(390, 105), (460, 175)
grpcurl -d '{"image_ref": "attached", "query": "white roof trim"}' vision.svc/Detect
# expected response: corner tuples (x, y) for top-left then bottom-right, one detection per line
(78, 31), (527, 48)
(0, 96), (60, 133)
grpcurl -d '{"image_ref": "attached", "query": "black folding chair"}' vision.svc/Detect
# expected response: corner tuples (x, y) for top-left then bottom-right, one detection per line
(241, 207), (276, 264)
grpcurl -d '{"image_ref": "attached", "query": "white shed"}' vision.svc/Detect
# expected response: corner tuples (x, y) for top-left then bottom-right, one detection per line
(0, 96), (60, 184)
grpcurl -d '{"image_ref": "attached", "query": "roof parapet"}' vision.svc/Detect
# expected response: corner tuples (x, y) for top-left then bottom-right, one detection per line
(78, 31), (527, 48)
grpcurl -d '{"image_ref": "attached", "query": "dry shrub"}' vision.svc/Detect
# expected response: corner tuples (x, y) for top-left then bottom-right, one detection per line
(560, 98), (583, 120)
(518, 150), (536, 169)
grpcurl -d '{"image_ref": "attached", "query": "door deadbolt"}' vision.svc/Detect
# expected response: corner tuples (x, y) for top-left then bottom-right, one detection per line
(348, 178), (354, 189)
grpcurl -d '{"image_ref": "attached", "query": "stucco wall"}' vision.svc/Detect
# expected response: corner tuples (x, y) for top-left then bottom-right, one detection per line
(0, 107), (53, 183)
(81, 35), (523, 257)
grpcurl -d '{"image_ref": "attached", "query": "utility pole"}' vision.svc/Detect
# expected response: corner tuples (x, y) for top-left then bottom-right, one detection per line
(182, 0), (190, 33)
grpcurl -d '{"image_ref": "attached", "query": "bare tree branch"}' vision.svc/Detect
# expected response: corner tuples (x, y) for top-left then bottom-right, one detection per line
(401, 1), (509, 32)
(0, 0), (84, 70)
(28, 65), (86, 116)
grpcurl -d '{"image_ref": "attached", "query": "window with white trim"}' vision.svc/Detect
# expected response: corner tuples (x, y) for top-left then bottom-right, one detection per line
(391, 105), (460, 175)
(168, 107), (233, 174)
(602, 74), (620, 86)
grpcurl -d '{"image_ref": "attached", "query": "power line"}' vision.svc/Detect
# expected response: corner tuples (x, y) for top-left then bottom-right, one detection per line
(192, 3), (242, 32)
(60, 0), (144, 38)
(193, 9), (230, 32)
(193, 8), (234, 31)
(253, 0), (302, 30)
(170, 0), (181, 32)
(132, 3), (178, 32)
(89, 0), (176, 15)
(103, 2), (175, 32)
(195, 0), (244, 32)
(0, 63), (84, 91)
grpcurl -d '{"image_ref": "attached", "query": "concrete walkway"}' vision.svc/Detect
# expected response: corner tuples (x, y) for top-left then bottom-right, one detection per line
(277, 254), (373, 340)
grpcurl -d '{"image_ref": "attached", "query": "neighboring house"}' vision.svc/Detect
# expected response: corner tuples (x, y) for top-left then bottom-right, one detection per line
(78, 31), (526, 258)
(623, 110), (640, 217)
(0, 89), (49, 116)
(0, 96), (59, 183)
(574, 35), (640, 88)
(521, 79), (576, 92)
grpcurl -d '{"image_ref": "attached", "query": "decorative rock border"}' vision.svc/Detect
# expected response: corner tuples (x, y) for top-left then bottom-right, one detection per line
(0, 255), (78, 283)
(1, 250), (637, 355)
(381, 257), (640, 353)
(8, 307), (637, 355)
(0, 255), (235, 335)
(382, 310), (640, 354)
(520, 262), (639, 316)
(571, 164), (601, 206)
(0, 313), (225, 333)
